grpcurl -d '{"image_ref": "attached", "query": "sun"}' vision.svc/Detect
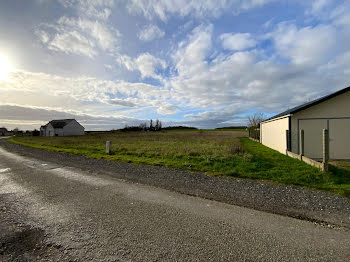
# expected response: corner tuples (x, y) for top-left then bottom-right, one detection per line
(0, 54), (14, 82)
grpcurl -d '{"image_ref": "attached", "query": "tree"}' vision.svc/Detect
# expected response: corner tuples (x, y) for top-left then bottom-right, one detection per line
(32, 129), (40, 136)
(247, 112), (265, 140)
(155, 119), (162, 131)
(247, 112), (265, 128)
(149, 119), (154, 131)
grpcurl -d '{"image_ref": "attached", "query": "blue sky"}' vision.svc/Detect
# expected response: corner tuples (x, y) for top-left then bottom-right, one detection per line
(0, 0), (349, 130)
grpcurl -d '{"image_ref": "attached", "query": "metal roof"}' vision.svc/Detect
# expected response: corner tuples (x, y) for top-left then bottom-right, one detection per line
(264, 86), (350, 122)
(48, 119), (75, 128)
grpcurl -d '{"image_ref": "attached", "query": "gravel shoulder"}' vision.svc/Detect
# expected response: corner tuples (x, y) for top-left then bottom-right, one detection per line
(1, 139), (349, 229)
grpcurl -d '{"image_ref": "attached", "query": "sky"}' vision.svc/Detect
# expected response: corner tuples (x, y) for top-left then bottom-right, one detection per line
(0, 0), (349, 130)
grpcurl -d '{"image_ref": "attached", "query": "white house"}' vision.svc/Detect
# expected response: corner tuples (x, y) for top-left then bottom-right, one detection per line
(260, 86), (350, 160)
(40, 119), (85, 136)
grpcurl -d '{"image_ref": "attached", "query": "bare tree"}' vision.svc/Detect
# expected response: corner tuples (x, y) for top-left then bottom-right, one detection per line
(155, 119), (162, 131)
(247, 112), (265, 140)
(247, 112), (265, 128)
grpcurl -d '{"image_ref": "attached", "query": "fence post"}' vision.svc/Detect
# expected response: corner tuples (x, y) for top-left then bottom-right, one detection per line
(299, 129), (304, 159)
(285, 130), (289, 154)
(106, 141), (111, 154)
(322, 129), (329, 172)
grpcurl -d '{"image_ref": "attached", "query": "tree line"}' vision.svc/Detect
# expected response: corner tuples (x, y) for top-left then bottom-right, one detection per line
(121, 119), (162, 132)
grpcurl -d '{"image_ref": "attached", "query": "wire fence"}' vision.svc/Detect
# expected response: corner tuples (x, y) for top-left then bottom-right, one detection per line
(248, 127), (260, 141)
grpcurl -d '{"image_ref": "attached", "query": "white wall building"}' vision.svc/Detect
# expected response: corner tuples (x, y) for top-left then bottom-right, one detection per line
(40, 119), (85, 136)
(260, 86), (350, 160)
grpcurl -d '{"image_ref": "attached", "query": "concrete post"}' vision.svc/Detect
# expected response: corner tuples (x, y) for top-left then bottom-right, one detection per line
(299, 129), (304, 158)
(106, 141), (111, 154)
(322, 129), (329, 172)
(286, 130), (289, 153)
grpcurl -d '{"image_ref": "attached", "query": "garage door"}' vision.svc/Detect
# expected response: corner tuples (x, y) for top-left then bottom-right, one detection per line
(329, 119), (350, 159)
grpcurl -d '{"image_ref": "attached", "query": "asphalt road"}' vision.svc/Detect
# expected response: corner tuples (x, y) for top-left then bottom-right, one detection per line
(1, 144), (350, 261)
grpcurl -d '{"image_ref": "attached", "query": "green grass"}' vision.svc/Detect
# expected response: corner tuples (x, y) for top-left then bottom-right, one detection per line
(9, 131), (350, 197)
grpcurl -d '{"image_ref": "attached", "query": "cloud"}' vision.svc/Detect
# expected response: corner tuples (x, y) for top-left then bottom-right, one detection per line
(1, 70), (171, 109)
(36, 2), (120, 58)
(219, 33), (257, 51)
(58, 0), (114, 20)
(45, 30), (97, 58)
(57, 16), (120, 52)
(330, 2), (350, 27)
(270, 22), (336, 66)
(138, 24), (165, 41)
(156, 104), (179, 115)
(310, 0), (332, 15)
(107, 99), (137, 107)
(172, 24), (213, 78)
(127, 0), (277, 21)
(117, 53), (166, 79)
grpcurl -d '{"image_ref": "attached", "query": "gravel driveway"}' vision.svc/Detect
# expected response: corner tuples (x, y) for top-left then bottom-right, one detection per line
(1, 139), (349, 229)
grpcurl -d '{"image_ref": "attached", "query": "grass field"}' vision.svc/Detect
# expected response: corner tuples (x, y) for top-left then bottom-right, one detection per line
(9, 130), (350, 197)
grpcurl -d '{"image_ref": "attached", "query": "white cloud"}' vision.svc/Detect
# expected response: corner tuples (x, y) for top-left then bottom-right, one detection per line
(172, 24), (213, 77)
(127, 0), (277, 21)
(138, 24), (165, 41)
(270, 23), (336, 66)
(59, 0), (114, 20)
(36, 16), (120, 57)
(35, 29), (50, 43)
(330, 2), (350, 27)
(57, 16), (120, 52)
(156, 104), (179, 115)
(117, 53), (166, 79)
(310, 0), (332, 15)
(107, 99), (138, 107)
(48, 30), (97, 58)
(135, 53), (166, 79)
(219, 33), (257, 51)
(2, 70), (171, 109)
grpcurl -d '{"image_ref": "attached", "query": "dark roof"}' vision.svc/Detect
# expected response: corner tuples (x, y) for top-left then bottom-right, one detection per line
(48, 119), (75, 128)
(0, 127), (8, 132)
(265, 86), (350, 122)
